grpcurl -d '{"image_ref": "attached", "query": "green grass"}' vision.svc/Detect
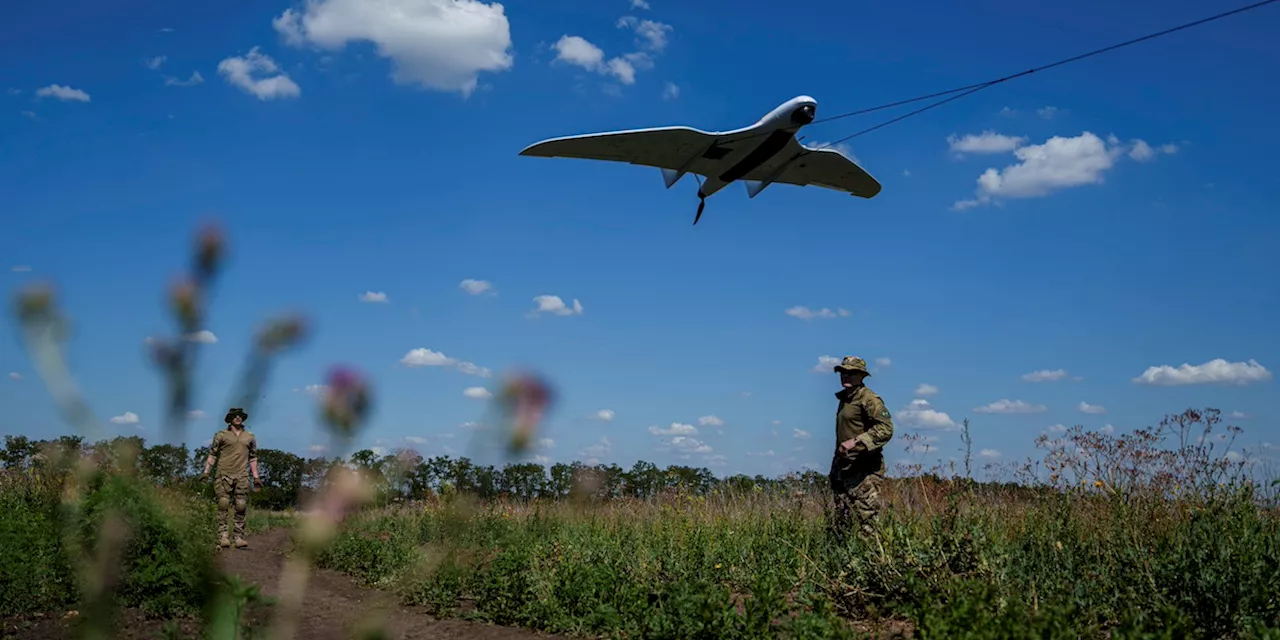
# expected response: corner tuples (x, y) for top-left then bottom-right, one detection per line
(311, 483), (1280, 639)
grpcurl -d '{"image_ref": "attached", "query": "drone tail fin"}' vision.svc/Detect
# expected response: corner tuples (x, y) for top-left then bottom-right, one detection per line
(661, 168), (685, 189)
(744, 180), (769, 199)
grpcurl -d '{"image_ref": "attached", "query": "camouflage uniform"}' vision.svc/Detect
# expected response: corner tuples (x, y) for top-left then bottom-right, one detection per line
(829, 356), (894, 538)
(210, 408), (258, 547)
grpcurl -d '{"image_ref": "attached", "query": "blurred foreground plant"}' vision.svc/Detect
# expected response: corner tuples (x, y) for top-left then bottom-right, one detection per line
(9, 223), (321, 640)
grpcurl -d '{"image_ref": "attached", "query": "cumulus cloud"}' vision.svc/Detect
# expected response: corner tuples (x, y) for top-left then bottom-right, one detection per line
(591, 409), (615, 421)
(950, 132), (1172, 210)
(359, 291), (389, 303)
(145, 56), (167, 70)
(35, 84), (91, 102)
(785, 306), (850, 320)
(974, 399), (1047, 414)
(947, 131), (1026, 155)
(1021, 368), (1068, 382)
(914, 383), (939, 397)
(1078, 401), (1106, 414)
(1036, 106), (1059, 119)
(459, 278), (493, 295)
(274, 0), (513, 96)
(463, 386), (492, 399)
(662, 81), (678, 100)
(697, 415), (723, 427)
(529, 295), (583, 317)
(217, 47), (300, 100)
(184, 330), (218, 343)
(979, 448), (1001, 459)
(875, 357), (891, 370)
(11, 265), (32, 272)
(8, 372), (23, 381)
(399, 348), (491, 377)
(899, 399), (956, 430)
(792, 428), (811, 440)
(187, 409), (206, 420)
(649, 422), (696, 436)
(551, 15), (672, 88)
(580, 437), (612, 464)
(164, 71), (205, 87)
(811, 355), (840, 372)
(1132, 358), (1271, 386)
(110, 411), (141, 426)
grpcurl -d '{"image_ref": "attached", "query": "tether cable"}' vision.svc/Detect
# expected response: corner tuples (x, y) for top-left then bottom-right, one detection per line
(774, 0), (1279, 151)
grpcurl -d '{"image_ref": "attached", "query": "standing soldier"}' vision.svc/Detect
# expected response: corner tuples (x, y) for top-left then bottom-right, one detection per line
(203, 407), (260, 549)
(829, 356), (895, 539)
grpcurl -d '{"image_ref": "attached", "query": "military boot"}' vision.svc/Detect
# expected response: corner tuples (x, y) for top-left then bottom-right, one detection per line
(233, 537), (249, 549)
(219, 534), (231, 548)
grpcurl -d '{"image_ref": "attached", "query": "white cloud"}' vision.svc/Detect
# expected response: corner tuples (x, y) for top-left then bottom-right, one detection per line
(145, 56), (167, 70)
(1099, 424), (1115, 435)
(459, 278), (493, 295)
(463, 386), (492, 399)
(274, 0), (513, 96)
(1078, 401), (1106, 414)
(1037, 106), (1059, 119)
(552, 35), (639, 85)
(529, 295), (583, 317)
(979, 448), (1001, 459)
(184, 330), (217, 343)
(399, 348), (492, 377)
(217, 47), (300, 100)
(405, 436), (428, 445)
(309, 444), (329, 454)
(10, 265), (32, 272)
(8, 372), (23, 381)
(947, 131), (1026, 154)
(299, 384), (329, 396)
(591, 409), (615, 421)
(649, 422), (696, 436)
(1129, 139), (1155, 161)
(1046, 423), (1068, 434)
(580, 436), (612, 464)
(697, 415), (723, 427)
(164, 71), (205, 87)
(662, 81), (678, 100)
(1227, 410), (1249, 419)
(792, 428), (811, 440)
(899, 399), (956, 430)
(616, 16), (672, 52)
(914, 383), (939, 397)
(110, 411), (140, 426)
(812, 355), (840, 372)
(951, 132), (1164, 210)
(1132, 358), (1271, 386)
(359, 291), (389, 303)
(785, 306), (850, 320)
(631, 0), (650, 7)
(974, 399), (1047, 414)
(1022, 368), (1068, 382)
(187, 409), (205, 420)
(663, 435), (712, 455)
(875, 357), (891, 369)
(35, 84), (91, 102)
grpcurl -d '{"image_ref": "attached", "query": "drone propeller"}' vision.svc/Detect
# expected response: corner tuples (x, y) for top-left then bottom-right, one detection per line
(692, 174), (706, 226)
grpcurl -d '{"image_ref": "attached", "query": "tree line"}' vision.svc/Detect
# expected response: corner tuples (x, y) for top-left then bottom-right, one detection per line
(2, 433), (1047, 510)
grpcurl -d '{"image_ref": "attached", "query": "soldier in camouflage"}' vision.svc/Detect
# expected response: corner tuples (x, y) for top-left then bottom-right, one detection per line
(203, 407), (260, 549)
(829, 356), (894, 539)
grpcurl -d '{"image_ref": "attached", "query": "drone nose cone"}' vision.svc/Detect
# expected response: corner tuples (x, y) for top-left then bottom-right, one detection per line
(791, 104), (816, 125)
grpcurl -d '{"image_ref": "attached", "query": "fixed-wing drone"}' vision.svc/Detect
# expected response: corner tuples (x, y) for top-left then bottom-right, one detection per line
(518, 95), (882, 225)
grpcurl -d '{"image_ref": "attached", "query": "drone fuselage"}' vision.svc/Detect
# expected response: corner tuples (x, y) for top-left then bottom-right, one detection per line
(692, 95), (818, 199)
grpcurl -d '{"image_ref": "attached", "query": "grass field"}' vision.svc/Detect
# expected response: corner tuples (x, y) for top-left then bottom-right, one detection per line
(3, 408), (1278, 639)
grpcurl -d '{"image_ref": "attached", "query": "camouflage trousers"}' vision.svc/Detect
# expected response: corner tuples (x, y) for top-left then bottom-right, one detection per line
(214, 474), (251, 540)
(828, 452), (886, 538)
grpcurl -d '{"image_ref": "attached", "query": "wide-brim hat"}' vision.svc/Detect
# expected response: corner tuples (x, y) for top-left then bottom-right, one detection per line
(225, 407), (248, 423)
(833, 356), (871, 376)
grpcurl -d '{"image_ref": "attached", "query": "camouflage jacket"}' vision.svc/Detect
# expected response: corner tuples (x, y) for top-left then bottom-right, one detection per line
(210, 426), (257, 479)
(835, 385), (895, 454)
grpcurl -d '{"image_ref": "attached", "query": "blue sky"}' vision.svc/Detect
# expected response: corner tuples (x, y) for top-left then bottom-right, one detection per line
(3, 0), (1278, 480)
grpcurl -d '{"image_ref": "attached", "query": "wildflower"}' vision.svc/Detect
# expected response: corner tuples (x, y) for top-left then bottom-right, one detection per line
(321, 366), (372, 438)
(1094, 480), (1103, 488)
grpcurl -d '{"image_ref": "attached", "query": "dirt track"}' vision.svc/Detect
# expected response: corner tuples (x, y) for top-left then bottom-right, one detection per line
(1, 527), (560, 640)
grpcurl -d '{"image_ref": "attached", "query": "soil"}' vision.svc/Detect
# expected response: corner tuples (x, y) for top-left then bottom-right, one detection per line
(1, 527), (560, 640)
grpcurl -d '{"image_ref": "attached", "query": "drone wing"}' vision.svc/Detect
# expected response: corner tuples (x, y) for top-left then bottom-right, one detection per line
(742, 139), (882, 198)
(519, 126), (741, 176)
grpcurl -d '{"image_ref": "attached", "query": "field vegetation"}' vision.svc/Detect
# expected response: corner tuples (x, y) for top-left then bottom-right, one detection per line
(3, 224), (1278, 639)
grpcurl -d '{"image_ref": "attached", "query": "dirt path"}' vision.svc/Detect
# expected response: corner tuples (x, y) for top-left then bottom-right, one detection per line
(2, 527), (561, 640)
(218, 527), (557, 640)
